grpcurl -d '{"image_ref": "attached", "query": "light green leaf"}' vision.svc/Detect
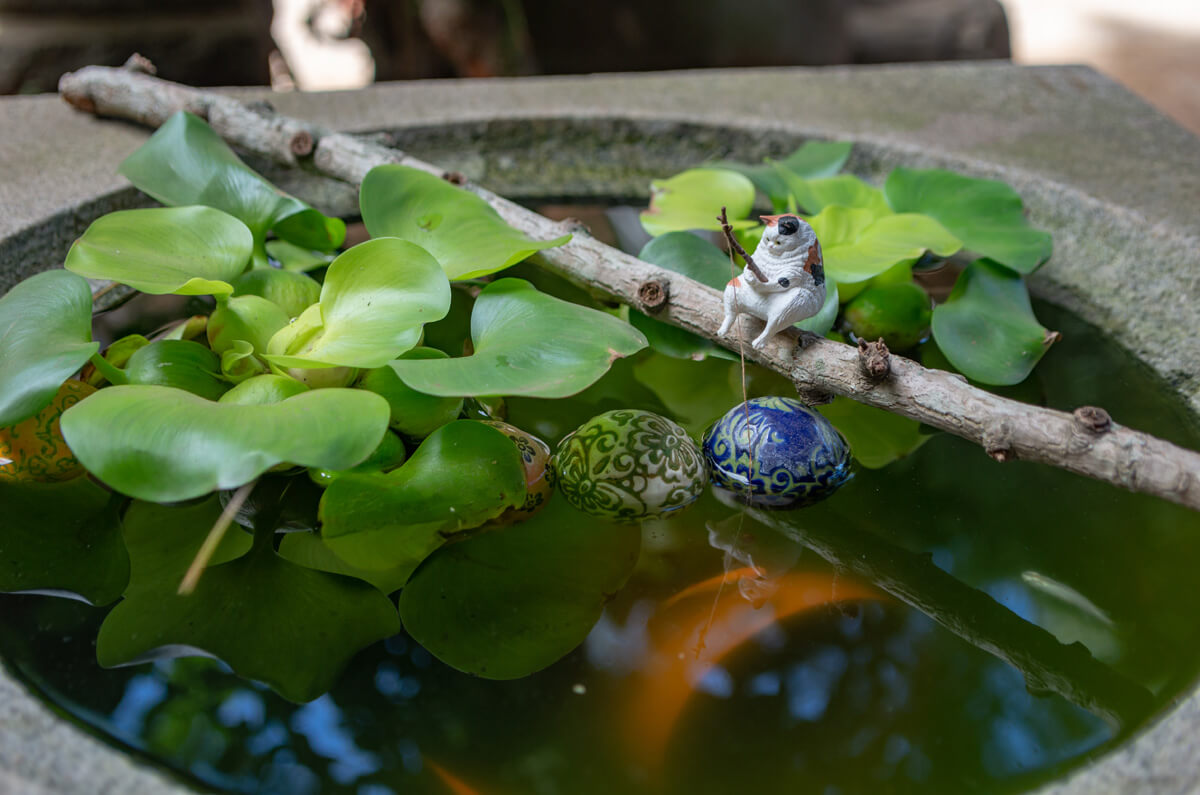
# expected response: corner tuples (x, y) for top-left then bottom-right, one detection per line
(207, 294), (289, 355)
(777, 172), (891, 217)
(231, 268), (321, 320)
(220, 340), (267, 383)
(712, 141), (854, 210)
(97, 497), (398, 703)
(640, 168), (757, 237)
(932, 259), (1058, 385)
(817, 396), (928, 469)
(389, 278), (647, 398)
(64, 206), (252, 296)
(398, 498), (641, 679)
(808, 206), (962, 284)
(119, 110), (345, 252)
(885, 167), (1053, 273)
(265, 238), (451, 369)
(0, 478), (128, 605)
(219, 374), (309, 405)
(0, 270), (99, 427)
(629, 233), (737, 361)
(319, 421), (526, 574)
(360, 164), (570, 279)
(60, 385), (389, 502)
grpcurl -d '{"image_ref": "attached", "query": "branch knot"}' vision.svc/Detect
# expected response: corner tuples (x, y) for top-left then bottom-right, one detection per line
(637, 280), (669, 313)
(857, 337), (891, 381)
(1073, 406), (1112, 434)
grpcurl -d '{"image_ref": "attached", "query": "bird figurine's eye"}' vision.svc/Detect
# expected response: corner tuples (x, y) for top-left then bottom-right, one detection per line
(778, 277), (790, 288)
(778, 216), (800, 235)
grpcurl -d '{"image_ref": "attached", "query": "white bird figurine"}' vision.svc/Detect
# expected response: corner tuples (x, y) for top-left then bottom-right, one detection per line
(717, 212), (825, 349)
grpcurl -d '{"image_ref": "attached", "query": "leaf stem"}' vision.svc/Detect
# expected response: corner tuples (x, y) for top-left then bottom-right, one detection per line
(88, 351), (129, 385)
(178, 479), (257, 595)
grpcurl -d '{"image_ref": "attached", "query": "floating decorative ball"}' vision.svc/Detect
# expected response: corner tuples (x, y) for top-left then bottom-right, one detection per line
(0, 380), (95, 483)
(480, 420), (555, 523)
(553, 409), (706, 522)
(702, 396), (851, 508)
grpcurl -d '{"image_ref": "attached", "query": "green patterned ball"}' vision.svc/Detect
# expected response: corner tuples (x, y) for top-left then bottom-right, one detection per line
(552, 409), (706, 522)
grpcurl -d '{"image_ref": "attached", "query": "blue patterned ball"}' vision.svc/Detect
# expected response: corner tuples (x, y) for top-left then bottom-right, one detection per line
(702, 397), (851, 508)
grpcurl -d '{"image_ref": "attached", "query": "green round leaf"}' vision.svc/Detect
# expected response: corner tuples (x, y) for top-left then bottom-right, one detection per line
(844, 282), (932, 350)
(60, 385), (390, 502)
(931, 259), (1058, 385)
(388, 279), (648, 398)
(775, 172), (891, 217)
(97, 497), (397, 703)
(795, 276), (840, 336)
(65, 206), (253, 296)
(0, 478), (128, 605)
(123, 340), (229, 400)
(398, 498), (641, 679)
(360, 164), (571, 280)
(357, 348), (464, 438)
(639, 168), (757, 237)
(119, 110), (345, 251)
(219, 374), (309, 405)
(808, 206), (962, 284)
(207, 294), (289, 355)
(0, 270), (99, 427)
(231, 268), (322, 320)
(278, 531), (412, 595)
(320, 420), (526, 574)
(884, 167), (1053, 273)
(265, 237), (451, 369)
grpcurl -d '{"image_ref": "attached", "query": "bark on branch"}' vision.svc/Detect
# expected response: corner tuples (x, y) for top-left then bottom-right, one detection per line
(58, 64), (1200, 512)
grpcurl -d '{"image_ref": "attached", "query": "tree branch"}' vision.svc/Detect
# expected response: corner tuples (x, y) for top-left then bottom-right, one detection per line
(57, 64), (1200, 512)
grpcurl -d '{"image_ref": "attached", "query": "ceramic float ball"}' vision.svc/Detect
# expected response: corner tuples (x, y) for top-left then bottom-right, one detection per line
(553, 409), (706, 522)
(0, 380), (95, 483)
(702, 396), (851, 508)
(479, 420), (555, 523)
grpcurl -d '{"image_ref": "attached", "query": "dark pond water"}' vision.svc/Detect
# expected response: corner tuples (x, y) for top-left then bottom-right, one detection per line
(4, 268), (1200, 794)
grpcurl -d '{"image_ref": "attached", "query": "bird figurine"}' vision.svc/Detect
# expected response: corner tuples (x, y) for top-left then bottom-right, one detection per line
(717, 212), (825, 349)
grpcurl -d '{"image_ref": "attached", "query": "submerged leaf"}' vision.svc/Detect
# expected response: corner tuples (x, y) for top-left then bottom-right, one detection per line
(884, 168), (1052, 273)
(60, 385), (389, 502)
(319, 420), (526, 574)
(360, 164), (570, 279)
(278, 532), (412, 595)
(640, 168), (757, 237)
(265, 238), (451, 369)
(0, 270), (98, 427)
(120, 110), (345, 252)
(931, 259), (1058, 385)
(399, 498), (641, 679)
(65, 206), (253, 296)
(97, 497), (398, 703)
(389, 279), (647, 398)
(0, 478), (128, 605)
(807, 206), (961, 284)
(817, 396), (929, 469)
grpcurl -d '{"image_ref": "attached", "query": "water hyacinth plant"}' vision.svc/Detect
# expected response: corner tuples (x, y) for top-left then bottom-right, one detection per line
(0, 110), (649, 700)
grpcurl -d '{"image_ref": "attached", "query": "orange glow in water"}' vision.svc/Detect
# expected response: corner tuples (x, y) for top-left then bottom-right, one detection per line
(627, 566), (882, 774)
